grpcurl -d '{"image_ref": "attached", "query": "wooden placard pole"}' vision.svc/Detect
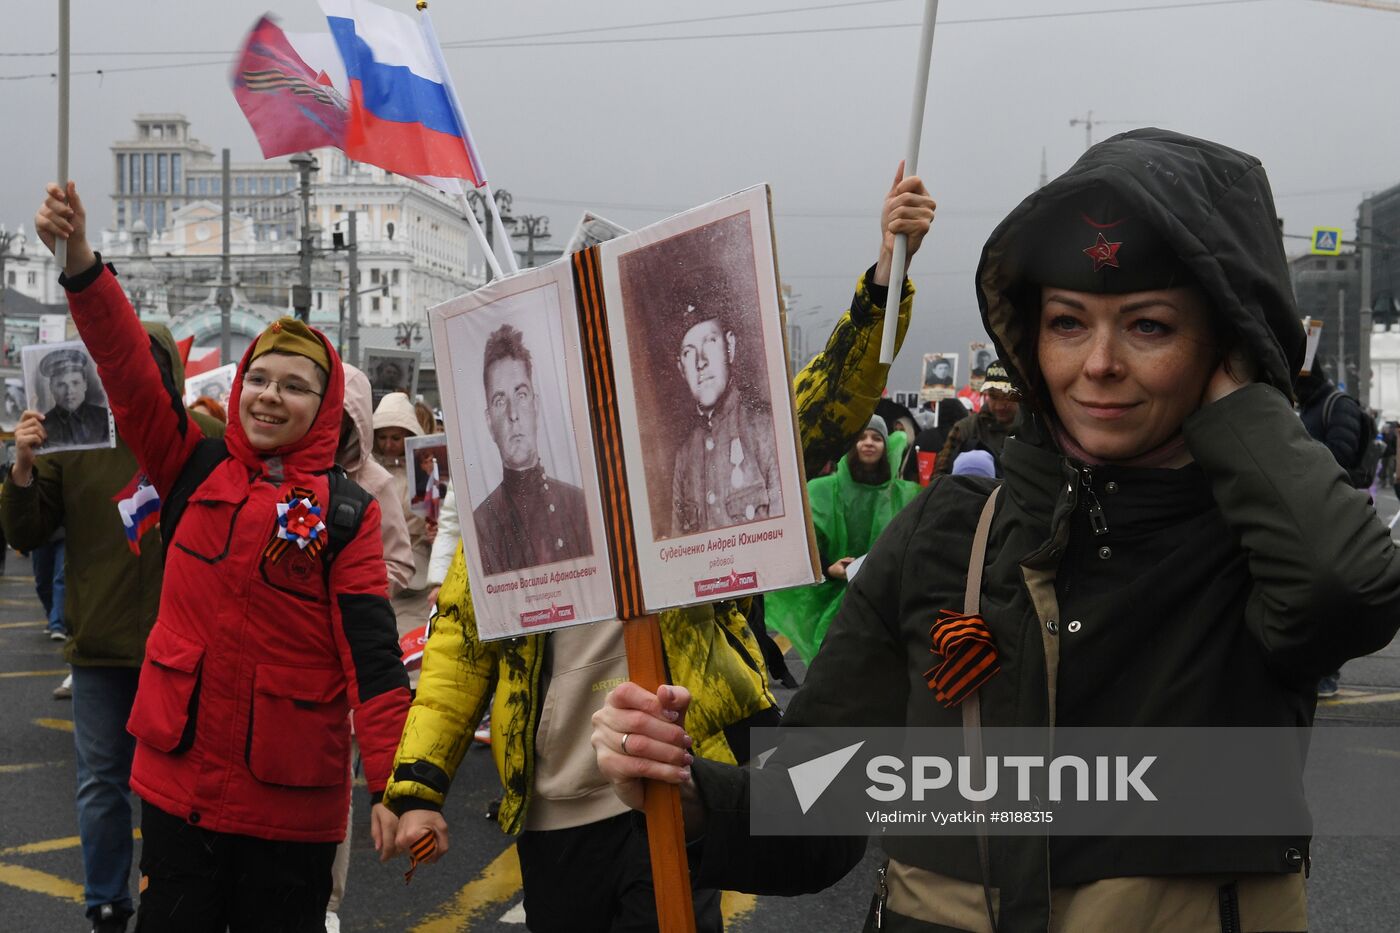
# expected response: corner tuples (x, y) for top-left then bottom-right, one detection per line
(623, 616), (699, 933)
(878, 0), (942, 364)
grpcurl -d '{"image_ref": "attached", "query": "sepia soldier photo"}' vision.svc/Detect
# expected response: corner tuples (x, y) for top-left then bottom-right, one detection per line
(669, 300), (783, 537)
(472, 323), (592, 574)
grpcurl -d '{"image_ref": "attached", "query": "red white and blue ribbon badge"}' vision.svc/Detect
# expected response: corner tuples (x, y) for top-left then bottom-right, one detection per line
(278, 496), (326, 548)
(264, 486), (328, 563)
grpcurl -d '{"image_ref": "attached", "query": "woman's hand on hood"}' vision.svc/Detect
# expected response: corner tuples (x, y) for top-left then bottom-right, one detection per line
(1204, 346), (1257, 405)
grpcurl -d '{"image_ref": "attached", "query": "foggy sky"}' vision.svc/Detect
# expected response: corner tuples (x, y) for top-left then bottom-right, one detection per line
(2, 0), (1396, 392)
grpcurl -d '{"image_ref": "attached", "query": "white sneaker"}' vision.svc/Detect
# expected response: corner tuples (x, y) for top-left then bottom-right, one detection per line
(325, 911), (341, 933)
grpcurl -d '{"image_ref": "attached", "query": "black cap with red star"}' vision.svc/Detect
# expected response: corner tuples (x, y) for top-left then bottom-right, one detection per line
(1017, 189), (1196, 295)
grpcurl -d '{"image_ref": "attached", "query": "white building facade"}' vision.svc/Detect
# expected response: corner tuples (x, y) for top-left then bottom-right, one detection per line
(99, 114), (485, 360)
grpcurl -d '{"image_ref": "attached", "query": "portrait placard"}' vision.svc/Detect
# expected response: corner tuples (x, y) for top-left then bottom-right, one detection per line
(920, 352), (959, 402)
(1300, 317), (1324, 376)
(968, 341), (992, 390)
(404, 432), (450, 519)
(22, 340), (115, 454)
(429, 263), (616, 640)
(184, 362), (238, 409)
(562, 211), (630, 256)
(362, 346), (419, 409)
(600, 185), (819, 612)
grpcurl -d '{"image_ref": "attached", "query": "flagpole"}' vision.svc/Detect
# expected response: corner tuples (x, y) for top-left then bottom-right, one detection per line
(56, 0), (70, 270)
(879, 0), (941, 364)
(457, 190), (504, 280)
(417, 3), (520, 277)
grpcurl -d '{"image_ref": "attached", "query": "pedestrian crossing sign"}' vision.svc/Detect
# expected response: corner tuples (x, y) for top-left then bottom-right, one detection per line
(1312, 227), (1343, 256)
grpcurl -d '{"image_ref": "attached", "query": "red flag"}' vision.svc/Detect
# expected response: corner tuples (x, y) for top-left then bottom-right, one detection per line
(176, 335), (194, 368)
(232, 15), (347, 159)
(185, 349), (220, 378)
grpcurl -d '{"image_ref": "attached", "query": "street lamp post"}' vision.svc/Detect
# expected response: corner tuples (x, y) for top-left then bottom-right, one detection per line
(464, 188), (514, 282)
(290, 152), (318, 321)
(512, 214), (551, 269)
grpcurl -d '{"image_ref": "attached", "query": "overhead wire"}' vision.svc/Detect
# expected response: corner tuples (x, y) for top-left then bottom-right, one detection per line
(1, 0), (1284, 79)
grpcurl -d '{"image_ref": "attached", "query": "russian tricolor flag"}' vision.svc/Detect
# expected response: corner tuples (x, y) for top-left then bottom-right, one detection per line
(114, 474), (161, 555)
(320, 0), (486, 187)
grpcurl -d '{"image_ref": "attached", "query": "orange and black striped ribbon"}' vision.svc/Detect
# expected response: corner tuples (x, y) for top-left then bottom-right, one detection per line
(572, 247), (645, 620)
(924, 609), (1000, 708)
(403, 830), (437, 885)
(262, 485), (326, 564)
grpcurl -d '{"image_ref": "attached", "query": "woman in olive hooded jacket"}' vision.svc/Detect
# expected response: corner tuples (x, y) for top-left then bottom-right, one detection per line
(594, 129), (1400, 932)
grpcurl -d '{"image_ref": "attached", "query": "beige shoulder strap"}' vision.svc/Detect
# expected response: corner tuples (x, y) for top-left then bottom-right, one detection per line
(963, 485), (1001, 932)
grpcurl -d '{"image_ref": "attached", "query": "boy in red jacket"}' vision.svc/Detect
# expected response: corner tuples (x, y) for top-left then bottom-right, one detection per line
(36, 182), (410, 933)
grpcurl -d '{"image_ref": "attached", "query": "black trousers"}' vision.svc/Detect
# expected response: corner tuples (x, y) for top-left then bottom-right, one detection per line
(517, 812), (723, 933)
(134, 801), (337, 933)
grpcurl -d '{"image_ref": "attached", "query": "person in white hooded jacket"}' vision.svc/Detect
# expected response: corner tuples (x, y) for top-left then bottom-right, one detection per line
(339, 366), (414, 596)
(372, 392), (433, 636)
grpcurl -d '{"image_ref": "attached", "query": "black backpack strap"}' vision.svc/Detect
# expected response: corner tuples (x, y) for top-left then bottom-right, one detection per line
(1322, 390), (1342, 431)
(323, 465), (373, 566)
(160, 437), (231, 563)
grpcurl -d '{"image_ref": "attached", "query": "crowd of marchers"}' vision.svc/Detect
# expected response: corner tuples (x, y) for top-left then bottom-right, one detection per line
(9, 128), (1400, 933)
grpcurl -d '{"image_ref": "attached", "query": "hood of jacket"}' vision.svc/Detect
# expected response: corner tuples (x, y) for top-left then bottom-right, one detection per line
(144, 322), (189, 397)
(224, 323), (345, 477)
(340, 363), (375, 474)
(372, 392), (423, 438)
(976, 128), (1304, 412)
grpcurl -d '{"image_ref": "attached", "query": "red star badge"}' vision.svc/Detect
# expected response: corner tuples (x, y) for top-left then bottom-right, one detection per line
(1083, 233), (1122, 271)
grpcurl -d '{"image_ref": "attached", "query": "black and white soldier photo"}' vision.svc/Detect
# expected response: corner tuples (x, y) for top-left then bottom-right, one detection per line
(923, 352), (954, 388)
(616, 211), (785, 540)
(471, 322), (592, 574)
(21, 341), (113, 453)
(362, 347), (418, 409)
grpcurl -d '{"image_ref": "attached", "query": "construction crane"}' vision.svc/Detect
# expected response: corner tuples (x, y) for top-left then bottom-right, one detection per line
(1069, 111), (1151, 150)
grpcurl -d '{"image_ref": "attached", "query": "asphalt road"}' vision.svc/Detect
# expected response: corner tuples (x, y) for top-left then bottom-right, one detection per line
(6, 484), (1400, 932)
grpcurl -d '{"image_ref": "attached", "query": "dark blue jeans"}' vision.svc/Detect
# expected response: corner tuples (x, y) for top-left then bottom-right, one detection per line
(31, 539), (66, 634)
(72, 665), (140, 920)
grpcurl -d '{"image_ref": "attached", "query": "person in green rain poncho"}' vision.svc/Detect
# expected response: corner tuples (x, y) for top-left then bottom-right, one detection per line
(768, 415), (922, 663)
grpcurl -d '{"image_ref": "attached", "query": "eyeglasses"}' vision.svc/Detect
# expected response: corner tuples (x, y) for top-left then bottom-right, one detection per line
(243, 371), (323, 400)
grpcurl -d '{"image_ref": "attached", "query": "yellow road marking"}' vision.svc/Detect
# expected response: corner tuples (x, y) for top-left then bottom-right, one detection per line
(0, 761), (63, 775)
(0, 830), (140, 858)
(1351, 747), (1400, 760)
(773, 634), (792, 655)
(410, 843), (522, 933)
(0, 834), (80, 857)
(0, 621), (46, 629)
(1320, 690), (1400, 706)
(0, 861), (84, 903)
(0, 669), (68, 679)
(33, 718), (73, 733)
(722, 890), (758, 924)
